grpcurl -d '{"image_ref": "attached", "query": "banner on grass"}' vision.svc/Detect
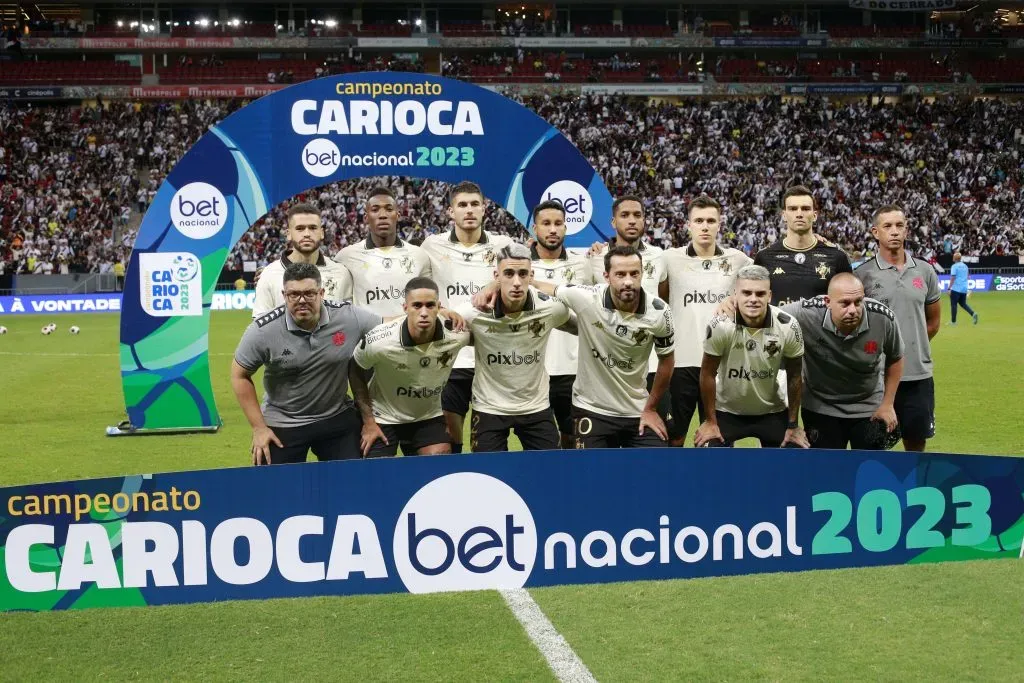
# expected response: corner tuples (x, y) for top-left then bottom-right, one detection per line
(0, 292), (256, 315)
(1, 447), (1021, 612)
(119, 72), (613, 432)
(937, 274), (993, 292)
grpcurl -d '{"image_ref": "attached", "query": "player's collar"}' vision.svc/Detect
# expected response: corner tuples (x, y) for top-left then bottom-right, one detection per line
(285, 303), (330, 333)
(609, 238), (646, 252)
(400, 319), (445, 347)
(874, 252), (916, 270)
(281, 250), (326, 267)
(494, 289), (536, 318)
(822, 306), (870, 337)
(603, 286), (647, 315)
(735, 307), (771, 328)
(530, 243), (568, 260)
(364, 235), (404, 249)
(686, 243), (724, 258)
(449, 228), (488, 244)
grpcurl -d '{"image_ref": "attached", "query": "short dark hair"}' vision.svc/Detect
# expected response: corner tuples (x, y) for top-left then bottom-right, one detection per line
(612, 195), (644, 217)
(532, 199), (565, 223)
(367, 186), (396, 202)
(403, 276), (438, 296)
(688, 195), (722, 216)
(604, 245), (643, 274)
(286, 202), (320, 222)
(781, 185), (816, 210)
(449, 181), (483, 205)
(283, 262), (321, 286)
(872, 204), (905, 225)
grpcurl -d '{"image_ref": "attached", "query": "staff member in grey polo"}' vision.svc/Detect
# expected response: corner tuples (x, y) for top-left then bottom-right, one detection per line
(231, 262), (384, 465)
(782, 273), (905, 450)
(855, 204), (941, 452)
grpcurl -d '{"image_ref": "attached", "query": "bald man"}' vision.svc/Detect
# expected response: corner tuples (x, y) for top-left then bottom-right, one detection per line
(948, 252), (979, 325)
(782, 273), (905, 450)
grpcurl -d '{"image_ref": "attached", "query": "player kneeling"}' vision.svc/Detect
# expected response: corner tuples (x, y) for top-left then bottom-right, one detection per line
(353, 277), (470, 456)
(694, 265), (809, 448)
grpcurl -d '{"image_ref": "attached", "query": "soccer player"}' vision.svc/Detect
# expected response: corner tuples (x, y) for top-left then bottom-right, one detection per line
(231, 263), (383, 464)
(949, 252), (979, 325)
(782, 273), (905, 450)
(754, 185), (853, 306)
(855, 204), (941, 452)
(693, 265), (808, 448)
(536, 246), (675, 448)
(352, 277), (470, 457)
(421, 181), (514, 452)
(460, 244), (574, 452)
(335, 186), (432, 318)
(252, 202), (352, 317)
(529, 199), (593, 448)
(662, 196), (752, 445)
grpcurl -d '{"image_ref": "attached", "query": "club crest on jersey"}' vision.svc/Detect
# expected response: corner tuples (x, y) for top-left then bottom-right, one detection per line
(529, 320), (546, 338)
(382, 258), (393, 269)
(324, 278), (338, 297)
(631, 328), (649, 346)
(484, 249), (496, 265)
(745, 339), (757, 351)
(400, 256), (414, 274)
(644, 261), (655, 276)
(815, 263), (831, 280)
(764, 339), (781, 357)
(438, 349), (454, 367)
(702, 260), (712, 270)
(719, 260), (732, 274)
(615, 324), (629, 337)
(794, 253), (806, 265)
(564, 267), (576, 282)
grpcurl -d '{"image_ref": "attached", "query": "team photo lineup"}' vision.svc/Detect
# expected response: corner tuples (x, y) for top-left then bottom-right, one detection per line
(234, 180), (949, 462)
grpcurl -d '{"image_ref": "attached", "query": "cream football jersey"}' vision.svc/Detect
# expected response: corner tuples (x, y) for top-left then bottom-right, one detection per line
(458, 289), (570, 416)
(703, 306), (804, 416)
(553, 284), (674, 418)
(664, 244), (753, 368)
(421, 229), (514, 369)
(335, 236), (432, 318)
(252, 252), (353, 318)
(352, 318), (470, 424)
(530, 245), (593, 378)
(589, 240), (667, 373)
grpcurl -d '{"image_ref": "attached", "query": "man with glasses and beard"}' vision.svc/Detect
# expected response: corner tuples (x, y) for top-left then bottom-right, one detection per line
(335, 186), (432, 318)
(232, 262), (384, 465)
(252, 202), (353, 318)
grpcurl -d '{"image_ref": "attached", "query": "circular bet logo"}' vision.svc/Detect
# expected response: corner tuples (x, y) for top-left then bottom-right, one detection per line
(541, 180), (594, 236)
(170, 182), (229, 240)
(301, 138), (341, 178)
(393, 472), (537, 594)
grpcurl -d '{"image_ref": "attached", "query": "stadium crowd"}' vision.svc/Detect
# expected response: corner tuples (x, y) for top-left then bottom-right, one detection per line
(2, 94), (1023, 276)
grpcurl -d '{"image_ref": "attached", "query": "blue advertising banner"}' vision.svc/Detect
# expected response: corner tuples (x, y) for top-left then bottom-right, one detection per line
(0, 292), (255, 316)
(118, 73), (614, 432)
(937, 274), (993, 292)
(1, 448), (1022, 612)
(786, 84), (903, 96)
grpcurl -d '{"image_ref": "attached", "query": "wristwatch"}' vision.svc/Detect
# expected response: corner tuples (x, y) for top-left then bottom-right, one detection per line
(787, 419), (800, 429)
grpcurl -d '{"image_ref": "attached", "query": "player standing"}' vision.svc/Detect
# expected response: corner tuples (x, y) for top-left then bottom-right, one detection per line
(528, 199), (593, 448)
(855, 205), (941, 452)
(421, 181), (514, 452)
(754, 185), (852, 306)
(948, 252), (979, 325)
(460, 244), (574, 452)
(335, 186), (432, 318)
(662, 196), (752, 444)
(352, 277), (470, 457)
(693, 265), (808, 448)
(252, 202), (352, 317)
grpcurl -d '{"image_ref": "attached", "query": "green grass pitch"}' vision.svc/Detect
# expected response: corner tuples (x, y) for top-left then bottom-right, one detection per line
(0, 292), (1022, 681)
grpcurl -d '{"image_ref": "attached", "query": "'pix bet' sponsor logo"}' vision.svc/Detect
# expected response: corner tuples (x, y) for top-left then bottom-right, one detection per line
(541, 180), (593, 236)
(139, 252), (202, 317)
(302, 138), (341, 178)
(393, 472), (537, 594)
(170, 182), (228, 240)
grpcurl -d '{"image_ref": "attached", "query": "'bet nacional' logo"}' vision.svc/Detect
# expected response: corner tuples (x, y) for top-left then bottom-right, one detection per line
(393, 473), (537, 594)
(542, 180), (594, 236)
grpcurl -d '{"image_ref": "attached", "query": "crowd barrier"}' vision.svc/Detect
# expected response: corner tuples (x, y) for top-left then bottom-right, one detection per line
(1, 447), (1021, 612)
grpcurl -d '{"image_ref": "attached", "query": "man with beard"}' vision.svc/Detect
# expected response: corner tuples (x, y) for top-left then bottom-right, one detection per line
(232, 262), (384, 464)
(754, 185), (852, 307)
(335, 186), (432, 318)
(528, 199), (593, 448)
(421, 181), (514, 453)
(252, 202), (352, 318)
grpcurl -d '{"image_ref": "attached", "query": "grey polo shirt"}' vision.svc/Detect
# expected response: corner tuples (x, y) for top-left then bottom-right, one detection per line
(854, 253), (940, 381)
(783, 296), (904, 419)
(234, 302), (382, 428)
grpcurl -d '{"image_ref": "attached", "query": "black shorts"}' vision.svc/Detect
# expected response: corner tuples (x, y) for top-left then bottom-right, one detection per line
(802, 409), (877, 450)
(441, 368), (474, 416)
(572, 406), (669, 449)
(368, 416), (450, 457)
(549, 375), (575, 435)
(669, 366), (705, 440)
(471, 409), (560, 452)
(894, 377), (935, 441)
(704, 410), (791, 448)
(267, 407), (362, 464)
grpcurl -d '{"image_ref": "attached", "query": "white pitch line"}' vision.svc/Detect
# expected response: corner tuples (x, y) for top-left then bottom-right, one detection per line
(500, 588), (598, 683)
